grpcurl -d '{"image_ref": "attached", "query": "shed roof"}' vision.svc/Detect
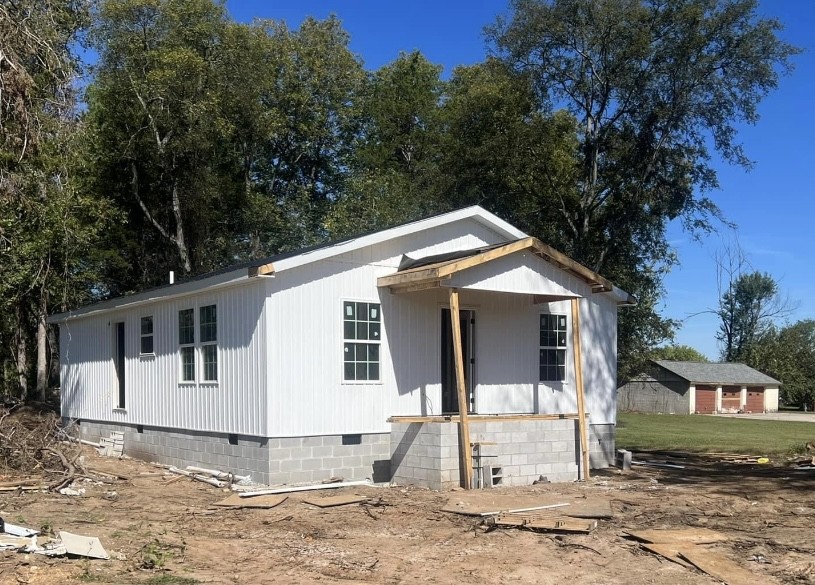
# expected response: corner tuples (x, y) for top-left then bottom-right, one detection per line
(654, 360), (781, 385)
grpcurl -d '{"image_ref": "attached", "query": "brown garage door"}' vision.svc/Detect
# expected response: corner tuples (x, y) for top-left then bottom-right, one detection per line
(695, 385), (716, 414)
(721, 386), (742, 412)
(746, 387), (765, 413)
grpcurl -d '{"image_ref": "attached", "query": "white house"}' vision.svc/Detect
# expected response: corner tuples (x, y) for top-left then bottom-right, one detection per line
(50, 206), (633, 489)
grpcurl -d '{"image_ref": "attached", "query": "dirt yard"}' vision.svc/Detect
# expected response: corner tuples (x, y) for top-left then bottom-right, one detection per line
(1, 449), (814, 585)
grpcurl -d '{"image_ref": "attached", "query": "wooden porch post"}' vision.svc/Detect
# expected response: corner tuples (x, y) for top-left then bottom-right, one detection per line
(570, 298), (591, 480)
(449, 288), (473, 489)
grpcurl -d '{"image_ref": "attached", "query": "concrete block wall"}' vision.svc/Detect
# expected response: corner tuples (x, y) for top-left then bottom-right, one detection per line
(77, 420), (390, 486)
(266, 433), (391, 485)
(391, 419), (616, 490)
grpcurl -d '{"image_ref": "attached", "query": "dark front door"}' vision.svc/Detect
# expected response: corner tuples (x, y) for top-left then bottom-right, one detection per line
(441, 308), (475, 414)
(114, 322), (125, 409)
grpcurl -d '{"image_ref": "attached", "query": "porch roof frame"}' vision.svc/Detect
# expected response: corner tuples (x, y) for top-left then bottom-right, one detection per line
(377, 237), (630, 301)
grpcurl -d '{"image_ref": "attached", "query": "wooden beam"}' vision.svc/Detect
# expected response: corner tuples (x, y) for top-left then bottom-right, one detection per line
(449, 288), (473, 490)
(248, 263), (274, 277)
(388, 278), (447, 294)
(435, 237), (537, 278)
(377, 266), (441, 287)
(571, 298), (590, 480)
(387, 413), (587, 424)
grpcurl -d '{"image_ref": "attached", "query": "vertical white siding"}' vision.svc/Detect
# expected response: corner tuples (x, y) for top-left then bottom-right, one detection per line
(61, 280), (268, 435)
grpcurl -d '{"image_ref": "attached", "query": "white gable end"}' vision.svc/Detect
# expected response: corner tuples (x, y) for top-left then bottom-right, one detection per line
(446, 251), (592, 298)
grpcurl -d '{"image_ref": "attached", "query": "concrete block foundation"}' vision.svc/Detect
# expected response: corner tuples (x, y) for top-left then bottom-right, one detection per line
(76, 420), (390, 486)
(390, 419), (615, 490)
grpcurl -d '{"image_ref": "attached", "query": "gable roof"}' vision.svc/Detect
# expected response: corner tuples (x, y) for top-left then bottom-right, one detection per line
(48, 206), (526, 322)
(654, 360), (781, 385)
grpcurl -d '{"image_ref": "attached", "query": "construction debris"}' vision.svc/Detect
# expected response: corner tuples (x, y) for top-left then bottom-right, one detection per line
(303, 494), (369, 508)
(0, 518), (39, 537)
(59, 531), (110, 559)
(631, 460), (685, 469)
(629, 528), (778, 585)
(186, 466), (251, 483)
(167, 466), (228, 488)
(487, 514), (597, 533)
(212, 493), (287, 509)
(239, 479), (373, 497)
(98, 431), (124, 457)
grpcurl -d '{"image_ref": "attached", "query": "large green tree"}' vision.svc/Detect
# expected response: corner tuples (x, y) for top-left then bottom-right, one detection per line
(487, 0), (798, 378)
(747, 321), (815, 409)
(717, 271), (788, 362)
(0, 0), (111, 400)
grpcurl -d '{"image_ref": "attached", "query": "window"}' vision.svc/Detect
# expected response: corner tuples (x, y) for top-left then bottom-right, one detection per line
(343, 301), (381, 381)
(179, 309), (195, 381)
(200, 304), (217, 381)
(540, 313), (567, 382)
(140, 316), (154, 355)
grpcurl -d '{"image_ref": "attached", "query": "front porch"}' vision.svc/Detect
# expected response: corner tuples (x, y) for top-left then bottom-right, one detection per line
(378, 237), (630, 489)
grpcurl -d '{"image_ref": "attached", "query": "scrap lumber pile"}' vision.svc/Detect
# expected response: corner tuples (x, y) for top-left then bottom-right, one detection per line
(627, 528), (779, 585)
(0, 407), (84, 491)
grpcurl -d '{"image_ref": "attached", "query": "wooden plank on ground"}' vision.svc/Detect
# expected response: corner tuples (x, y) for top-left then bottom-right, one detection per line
(679, 547), (773, 585)
(212, 493), (287, 509)
(640, 543), (696, 569)
(624, 528), (729, 544)
(562, 499), (613, 519)
(302, 494), (368, 508)
(491, 514), (597, 533)
(441, 493), (570, 516)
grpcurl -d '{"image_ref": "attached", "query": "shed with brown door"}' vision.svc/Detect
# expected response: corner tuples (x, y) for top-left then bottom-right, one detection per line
(618, 361), (780, 415)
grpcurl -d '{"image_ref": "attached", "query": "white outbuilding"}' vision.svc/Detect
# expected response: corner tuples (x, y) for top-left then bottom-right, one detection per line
(50, 206), (633, 489)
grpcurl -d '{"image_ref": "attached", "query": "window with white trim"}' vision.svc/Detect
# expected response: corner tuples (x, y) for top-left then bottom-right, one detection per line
(540, 313), (567, 382)
(140, 316), (154, 355)
(179, 308), (195, 382)
(343, 301), (381, 381)
(199, 304), (217, 381)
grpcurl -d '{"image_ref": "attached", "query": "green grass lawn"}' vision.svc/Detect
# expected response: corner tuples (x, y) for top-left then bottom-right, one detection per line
(616, 413), (814, 456)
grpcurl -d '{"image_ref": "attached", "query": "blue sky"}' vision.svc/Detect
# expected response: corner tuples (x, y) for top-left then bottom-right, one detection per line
(227, 0), (814, 360)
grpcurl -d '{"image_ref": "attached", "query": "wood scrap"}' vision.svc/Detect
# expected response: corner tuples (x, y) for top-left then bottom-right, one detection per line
(0, 478), (42, 488)
(488, 514), (597, 533)
(477, 503), (570, 517)
(679, 546), (774, 585)
(212, 493), (287, 509)
(639, 542), (696, 569)
(0, 485), (43, 492)
(624, 528), (728, 544)
(168, 466), (227, 488)
(186, 466), (250, 482)
(239, 479), (372, 497)
(303, 494), (368, 508)
(631, 460), (685, 469)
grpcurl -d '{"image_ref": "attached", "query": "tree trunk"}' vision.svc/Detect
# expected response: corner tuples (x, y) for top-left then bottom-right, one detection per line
(36, 308), (48, 401)
(15, 303), (28, 401)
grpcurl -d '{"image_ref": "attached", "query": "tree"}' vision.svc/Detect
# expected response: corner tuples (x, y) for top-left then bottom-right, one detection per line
(0, 0), (111, 400)
(747, 321), (815, 409)
(86, 0), (237, 288)
(717, 271), (789, 362)
(328, 51), (444, 237)
(487, 0), (799, 376)
(651, 345), (709, 362)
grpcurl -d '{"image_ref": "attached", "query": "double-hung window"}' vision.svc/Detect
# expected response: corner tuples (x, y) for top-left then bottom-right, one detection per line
(540, 313), (567, 382)
(178, 305), (218, 383)
(199, 305), (217, 382)
(179, 309), (195, 382)
(343, 301), (381, 382)
(140, 316), (154, 355)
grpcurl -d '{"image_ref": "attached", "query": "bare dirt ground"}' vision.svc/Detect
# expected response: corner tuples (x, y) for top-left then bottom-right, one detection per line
(1, 449), (814, 585)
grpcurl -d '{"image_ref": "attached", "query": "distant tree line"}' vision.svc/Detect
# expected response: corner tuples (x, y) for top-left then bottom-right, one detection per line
(0, 0), (798, 400)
